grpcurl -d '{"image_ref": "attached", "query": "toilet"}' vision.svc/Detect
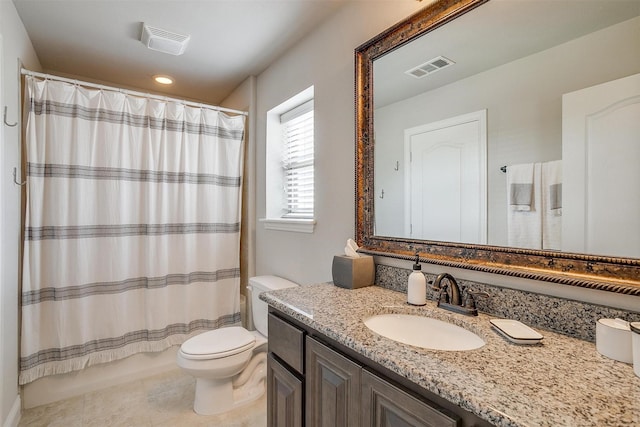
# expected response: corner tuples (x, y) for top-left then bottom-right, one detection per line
(177, 275), (298, 415)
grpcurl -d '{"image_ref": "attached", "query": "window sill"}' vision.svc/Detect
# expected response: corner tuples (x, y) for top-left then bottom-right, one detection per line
(260, 218), (316, 233)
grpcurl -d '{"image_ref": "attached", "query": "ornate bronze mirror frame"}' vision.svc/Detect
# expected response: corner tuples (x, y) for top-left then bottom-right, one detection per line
(355, 0), (640, 296)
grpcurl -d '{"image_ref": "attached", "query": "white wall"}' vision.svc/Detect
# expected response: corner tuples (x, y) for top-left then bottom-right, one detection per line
(254, 1), (425, 285)
(375, 16), (640, 246)
(0, 1), (41, 425)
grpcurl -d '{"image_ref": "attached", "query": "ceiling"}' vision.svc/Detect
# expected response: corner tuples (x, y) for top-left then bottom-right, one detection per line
(12, 0), (349, 105)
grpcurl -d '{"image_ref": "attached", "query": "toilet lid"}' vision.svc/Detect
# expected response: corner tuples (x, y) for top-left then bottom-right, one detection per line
(181, 327), (256, 358)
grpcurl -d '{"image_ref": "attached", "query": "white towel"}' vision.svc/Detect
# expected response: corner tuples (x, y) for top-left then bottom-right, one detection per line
(507, 163), (542, 249)
(543, 160), (562, 250)
(507, 163), (535, 211)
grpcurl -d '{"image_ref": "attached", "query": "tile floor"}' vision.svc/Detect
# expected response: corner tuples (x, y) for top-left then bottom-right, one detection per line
(18, 370), (266, 427)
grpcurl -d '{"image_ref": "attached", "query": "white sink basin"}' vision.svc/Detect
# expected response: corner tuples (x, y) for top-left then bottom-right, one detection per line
(364, 313), (485, 351)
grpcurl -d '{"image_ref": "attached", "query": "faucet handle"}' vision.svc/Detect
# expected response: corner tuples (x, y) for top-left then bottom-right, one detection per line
(463, 290), (489, 310)
(432, 288), (449, 303)
(430, 283), (450, 303)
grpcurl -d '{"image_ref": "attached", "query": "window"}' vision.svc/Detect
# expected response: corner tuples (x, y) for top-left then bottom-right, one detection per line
(262, 87), (316, 233)
(281, 100), (314, 218)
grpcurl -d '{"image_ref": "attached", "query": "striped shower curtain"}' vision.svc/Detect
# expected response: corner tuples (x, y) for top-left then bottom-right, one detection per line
(19, 76), (245, 384)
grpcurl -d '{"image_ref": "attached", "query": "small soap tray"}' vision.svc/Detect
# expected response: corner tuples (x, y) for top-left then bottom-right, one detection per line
(490, 319), (544, 345)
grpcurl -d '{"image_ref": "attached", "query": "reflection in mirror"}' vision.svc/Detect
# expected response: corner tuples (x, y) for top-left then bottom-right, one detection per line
(373, 0), (640, 258)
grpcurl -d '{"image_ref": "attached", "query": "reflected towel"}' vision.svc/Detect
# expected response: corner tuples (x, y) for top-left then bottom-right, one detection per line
(543, 160), (562, 250)
(507, 163), (542, 249)
(508, 163), (535, 211)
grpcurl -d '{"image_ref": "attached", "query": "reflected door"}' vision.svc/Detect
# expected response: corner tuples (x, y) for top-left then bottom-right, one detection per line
(404, 111), (487, 243)
(563, 73), (640, 258)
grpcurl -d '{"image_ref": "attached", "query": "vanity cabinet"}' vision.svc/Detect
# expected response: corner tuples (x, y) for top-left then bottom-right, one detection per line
(306, 336), (459, 427)
(306, 336), (362, 426)
(267, 354), (303, 427)
(267, 312), (305, 427)
(361, 369), (458, 427)
(267, 311), (480, 427)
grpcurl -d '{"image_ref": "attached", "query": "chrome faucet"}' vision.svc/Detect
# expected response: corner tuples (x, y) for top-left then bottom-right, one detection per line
(432, 273), (488, 316)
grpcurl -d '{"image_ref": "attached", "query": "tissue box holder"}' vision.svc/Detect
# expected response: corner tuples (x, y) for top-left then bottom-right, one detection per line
(332, 255), (374, 289)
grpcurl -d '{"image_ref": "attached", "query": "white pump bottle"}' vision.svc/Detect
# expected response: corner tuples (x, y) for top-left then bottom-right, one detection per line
(407, 254), (426, 306)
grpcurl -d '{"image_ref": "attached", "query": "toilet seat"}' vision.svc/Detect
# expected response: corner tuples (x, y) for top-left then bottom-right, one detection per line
(180, 327), (256, 360)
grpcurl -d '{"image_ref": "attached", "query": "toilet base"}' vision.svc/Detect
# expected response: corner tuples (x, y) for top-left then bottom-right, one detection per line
(193, 376), (265, 416)
(192, 353), (267, 416)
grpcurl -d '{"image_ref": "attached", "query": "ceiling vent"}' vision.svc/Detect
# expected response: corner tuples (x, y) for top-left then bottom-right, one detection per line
(405, 56), (455, 79)
(140, 24), (190, 56)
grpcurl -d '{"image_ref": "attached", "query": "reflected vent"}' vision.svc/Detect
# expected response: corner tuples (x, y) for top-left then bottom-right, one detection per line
(405, 56), (455, 79)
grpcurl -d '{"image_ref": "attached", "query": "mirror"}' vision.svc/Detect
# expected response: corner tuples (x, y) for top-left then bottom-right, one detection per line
(355, 0), (640, 295)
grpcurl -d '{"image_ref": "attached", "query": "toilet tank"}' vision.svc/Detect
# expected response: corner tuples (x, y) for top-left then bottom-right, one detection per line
(248, 275), (299, 336)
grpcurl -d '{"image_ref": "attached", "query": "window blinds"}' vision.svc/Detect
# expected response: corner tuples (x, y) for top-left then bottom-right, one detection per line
(281, 100), (314, 218)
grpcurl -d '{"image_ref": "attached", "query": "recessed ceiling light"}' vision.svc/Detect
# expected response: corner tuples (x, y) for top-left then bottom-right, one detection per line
(154, 75), (174, 85)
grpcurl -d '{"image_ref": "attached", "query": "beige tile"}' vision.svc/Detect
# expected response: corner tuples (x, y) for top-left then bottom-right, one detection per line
(145, 374), (196, 424)
(20, 416), (84, 427)
(83, 379), (152, 426)
(19, 370), (266, 427)
(19, 395), (84, 427)
(142, 369), (185, 388)
(151, 411), (208, 427)
(83, 414), (152, 427)
(151, 392), (266, 427)
(202, 394), (267, 427)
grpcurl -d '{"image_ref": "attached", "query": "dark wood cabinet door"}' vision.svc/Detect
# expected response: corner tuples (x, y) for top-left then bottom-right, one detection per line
(267, 354), (303, 427)
(305, 337), (362, 427)
(361, 369), (460, 427)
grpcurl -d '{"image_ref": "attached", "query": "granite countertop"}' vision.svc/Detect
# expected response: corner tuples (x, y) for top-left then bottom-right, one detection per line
(261, 283), (640, 427)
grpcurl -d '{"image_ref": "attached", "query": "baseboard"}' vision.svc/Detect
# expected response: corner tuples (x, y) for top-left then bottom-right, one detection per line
(2, 395), (21, 427)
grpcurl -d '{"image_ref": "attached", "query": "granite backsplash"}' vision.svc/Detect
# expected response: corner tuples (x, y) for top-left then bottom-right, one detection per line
(375, 264), (640, 342)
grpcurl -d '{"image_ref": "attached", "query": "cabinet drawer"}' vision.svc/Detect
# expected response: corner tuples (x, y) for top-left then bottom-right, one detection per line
(268, 313), (305, 374)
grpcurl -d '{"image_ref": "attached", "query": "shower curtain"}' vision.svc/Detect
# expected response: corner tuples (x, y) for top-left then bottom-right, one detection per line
(19, 76), (245, 384)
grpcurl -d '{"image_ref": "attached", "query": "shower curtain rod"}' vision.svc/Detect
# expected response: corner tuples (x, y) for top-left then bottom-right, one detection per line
(21, 69), (248, 116)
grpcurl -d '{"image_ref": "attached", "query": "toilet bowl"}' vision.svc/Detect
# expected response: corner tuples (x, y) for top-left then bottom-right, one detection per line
(177, 275), (298, 415)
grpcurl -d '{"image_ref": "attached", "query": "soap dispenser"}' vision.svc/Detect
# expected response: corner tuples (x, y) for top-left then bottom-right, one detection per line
(407, 253), (426, 306)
